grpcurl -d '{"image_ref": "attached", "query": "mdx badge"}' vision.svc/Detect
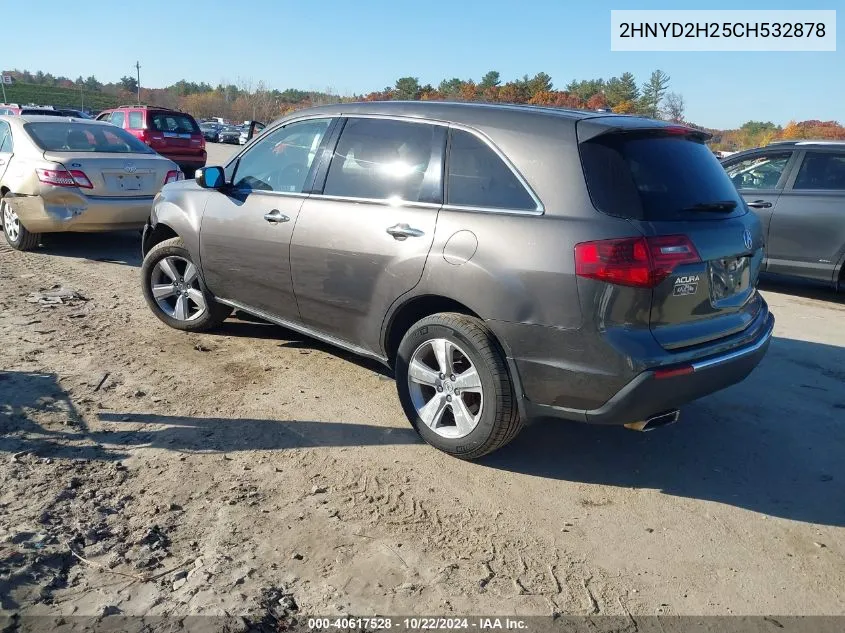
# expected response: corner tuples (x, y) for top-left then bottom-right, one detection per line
(673, 274), (699, 296)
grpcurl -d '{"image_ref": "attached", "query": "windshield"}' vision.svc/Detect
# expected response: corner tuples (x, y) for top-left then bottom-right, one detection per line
(579, 133), (744, 221)
(25, 121), (156, 154)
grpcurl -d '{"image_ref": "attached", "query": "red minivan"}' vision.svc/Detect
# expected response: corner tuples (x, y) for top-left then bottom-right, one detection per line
(96, 106), (206, 176)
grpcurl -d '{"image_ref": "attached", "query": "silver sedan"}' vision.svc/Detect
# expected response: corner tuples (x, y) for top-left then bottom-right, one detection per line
(0, 115), (183, 251)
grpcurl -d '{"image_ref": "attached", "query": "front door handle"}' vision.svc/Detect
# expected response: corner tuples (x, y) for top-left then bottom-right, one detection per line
(264, 209), (290, 224)
(0, 159), (5, 166)
(386, 223), (424, 240)
(747, 200), (773, 209)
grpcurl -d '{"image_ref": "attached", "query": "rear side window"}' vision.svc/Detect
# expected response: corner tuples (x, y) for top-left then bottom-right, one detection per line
(128, 111), (144, 129)
(110, 111), (125, 127)
(150, 112), (199, 134)
(579, 133), (744, 221)
(24, 122), (154, 154)
(724, 152), (792, 190)
(793, 152), (845, 191)
(447, 129), (536, 210)
(323, 118), (443, 204)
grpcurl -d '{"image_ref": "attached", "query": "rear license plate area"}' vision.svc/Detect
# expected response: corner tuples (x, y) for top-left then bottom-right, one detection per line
(709, 256), (750, 301)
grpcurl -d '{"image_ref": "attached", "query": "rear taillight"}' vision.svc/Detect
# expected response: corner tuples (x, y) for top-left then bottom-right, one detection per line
(575, 235), (700, 288)
(36, 168), (93, 189)
(137, 129), (149, 144)
(164, 170), (185, 185)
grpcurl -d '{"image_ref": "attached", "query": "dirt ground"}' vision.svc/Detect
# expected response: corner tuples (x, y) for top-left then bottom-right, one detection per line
(1, 142), (844, 629)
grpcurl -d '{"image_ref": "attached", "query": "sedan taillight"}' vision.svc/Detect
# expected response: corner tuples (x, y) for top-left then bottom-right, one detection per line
(164, 170), (185, 185)
(36, 167), (93, 189)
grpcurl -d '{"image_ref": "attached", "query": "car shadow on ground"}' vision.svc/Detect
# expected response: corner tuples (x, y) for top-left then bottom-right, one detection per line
(35, 230), (142, 267)
(482, 335), (845, 527)
(3, 333), (844, 527)
(759, 274), (844, 304)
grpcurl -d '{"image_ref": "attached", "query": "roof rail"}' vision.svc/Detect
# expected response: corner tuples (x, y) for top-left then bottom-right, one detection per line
(769, 139), (845, 146)
(0, 102), (20, 107)
(116, 104), (181, 111)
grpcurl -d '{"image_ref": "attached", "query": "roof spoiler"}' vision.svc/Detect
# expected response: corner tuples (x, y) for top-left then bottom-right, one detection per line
(577, 116), (711, 143)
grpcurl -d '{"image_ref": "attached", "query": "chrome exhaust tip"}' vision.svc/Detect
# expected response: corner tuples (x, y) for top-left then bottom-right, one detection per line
(624, 409), (680, 432)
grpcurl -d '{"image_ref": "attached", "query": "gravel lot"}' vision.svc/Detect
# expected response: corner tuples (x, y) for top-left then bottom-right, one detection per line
(1, 140), (843, 626)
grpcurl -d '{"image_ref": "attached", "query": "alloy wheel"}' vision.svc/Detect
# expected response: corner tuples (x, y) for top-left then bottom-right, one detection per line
(2, 200), (20, 242)
(149, 255), (206, 321)
(407, 338), (484, 439)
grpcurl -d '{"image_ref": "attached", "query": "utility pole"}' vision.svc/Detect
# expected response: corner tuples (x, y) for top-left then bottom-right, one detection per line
(135, 61), (141, 105)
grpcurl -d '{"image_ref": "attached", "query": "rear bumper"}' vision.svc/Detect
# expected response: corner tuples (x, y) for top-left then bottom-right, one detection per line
(514, 311), (774, 426)
(10, 193), (154, 233)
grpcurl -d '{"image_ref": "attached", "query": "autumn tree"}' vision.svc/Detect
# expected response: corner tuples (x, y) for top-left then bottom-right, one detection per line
(612, 100), (636, 114)
(458, 80), (478, 101)
(781, 120), (802, 139)
(664, 92), (685, 122)
(394, 76), (421, 100)
(586, 93), (609, 110)
(639, 70), (670, 119)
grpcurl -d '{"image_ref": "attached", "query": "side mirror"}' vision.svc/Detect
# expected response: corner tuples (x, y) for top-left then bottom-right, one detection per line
(247, 121), (266, 142)
(196, 166), (225, 189)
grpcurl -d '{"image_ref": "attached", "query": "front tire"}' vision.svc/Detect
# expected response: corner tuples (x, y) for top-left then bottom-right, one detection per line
(140, 237), (231, 332)
(395, 313), (522, 460)
(2, 194), (40, 251)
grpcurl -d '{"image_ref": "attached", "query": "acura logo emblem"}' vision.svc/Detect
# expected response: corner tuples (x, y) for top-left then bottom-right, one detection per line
(742, 229), (753, 251)
(123, 162), (137, 173)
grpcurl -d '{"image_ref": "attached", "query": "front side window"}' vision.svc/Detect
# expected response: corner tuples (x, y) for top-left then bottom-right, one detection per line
(323, 118), (443, 203)
(793, 152), (845, 191)
(724, 152), (792, 190)
(0, 121), (12, 153)
(232, 118), (332, 193)
(446, 129), (536, 210)
(110, 111), (125, 128)
(128, 111), (144, 129)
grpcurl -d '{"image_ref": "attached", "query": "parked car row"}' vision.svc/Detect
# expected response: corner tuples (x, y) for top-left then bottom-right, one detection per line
(8, 100), (842, 459)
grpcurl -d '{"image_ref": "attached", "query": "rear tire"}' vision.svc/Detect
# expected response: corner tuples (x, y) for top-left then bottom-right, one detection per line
(141, 237), (231, 332)
(395, 312), (522, 460)
(2, 194), (40, 251)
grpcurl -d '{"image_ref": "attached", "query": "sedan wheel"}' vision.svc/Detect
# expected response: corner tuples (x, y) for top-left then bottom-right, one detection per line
(150, 255), (206, 322)
(1, 196), (39, 251)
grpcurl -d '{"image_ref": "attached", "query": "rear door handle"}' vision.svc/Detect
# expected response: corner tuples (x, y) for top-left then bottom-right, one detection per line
(264, 209), (289, 224)
(747, 200), (773, 209)
(386, 223), (424, 240)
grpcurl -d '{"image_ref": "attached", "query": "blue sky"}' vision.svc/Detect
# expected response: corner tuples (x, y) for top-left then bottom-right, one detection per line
(3, 0), (840, 128)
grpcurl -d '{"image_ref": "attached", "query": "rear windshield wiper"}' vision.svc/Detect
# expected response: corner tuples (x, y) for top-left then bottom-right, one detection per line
(681, 200), (738, 212)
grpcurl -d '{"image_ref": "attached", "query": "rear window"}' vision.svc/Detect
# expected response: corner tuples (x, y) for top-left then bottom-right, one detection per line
(579, 133), (744, 220)
(150, 112), (199, 134)
(24, 122), (155, 154)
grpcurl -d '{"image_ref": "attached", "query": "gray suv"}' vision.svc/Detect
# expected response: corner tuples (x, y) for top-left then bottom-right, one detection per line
(721, 141), (845, 289)
(140, 101), (774, 459)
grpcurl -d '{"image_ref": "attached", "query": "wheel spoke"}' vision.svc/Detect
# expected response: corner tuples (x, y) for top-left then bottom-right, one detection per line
(152, 283), (177, 300)
(158, 257), (179, 282)
(174, 294), (189, 320)
(451, 397), (477, 436)
(183, 262), (199, 285)
(418, 393), (448, 429)
(431, 339), (452, 375)
(408, 358), (439, 387)
(187, 288), (206, 313)
(453, 367), (481, 392)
